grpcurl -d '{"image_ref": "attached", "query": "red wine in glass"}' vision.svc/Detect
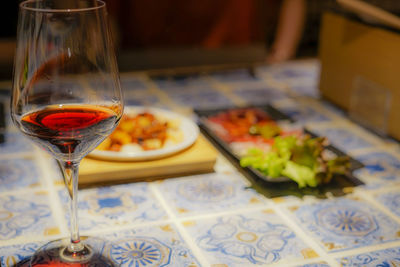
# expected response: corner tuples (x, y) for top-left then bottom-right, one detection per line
(20, 105), (119, 161)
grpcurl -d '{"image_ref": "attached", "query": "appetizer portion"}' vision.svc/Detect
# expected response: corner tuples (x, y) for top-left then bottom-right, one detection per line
(202, 107), (351, 188)
(240, 135), (350, 188)
(205, 108), (301, 156)
(96, 111), (183, 153)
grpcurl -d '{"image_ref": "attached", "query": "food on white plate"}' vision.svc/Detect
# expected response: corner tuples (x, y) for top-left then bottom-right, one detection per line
(96, 111), (183, 152)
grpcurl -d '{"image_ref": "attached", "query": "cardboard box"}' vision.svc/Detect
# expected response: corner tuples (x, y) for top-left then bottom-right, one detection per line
(319, 11), (400, 139)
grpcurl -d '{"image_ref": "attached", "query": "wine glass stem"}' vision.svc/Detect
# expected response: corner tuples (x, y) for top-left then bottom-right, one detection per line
(60, 160), (84, 252)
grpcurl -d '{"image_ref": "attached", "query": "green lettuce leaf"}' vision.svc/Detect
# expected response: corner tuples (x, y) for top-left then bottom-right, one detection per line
(240, 148), (285, 178)
(239, 135), (350, 188)
(281, 161), (317, 188)
(273, 135), (297, 161)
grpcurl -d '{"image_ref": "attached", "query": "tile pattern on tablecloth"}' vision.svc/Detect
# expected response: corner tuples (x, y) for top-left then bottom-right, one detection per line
(102, 223), (201, 266)
(260, 60), (320, 81)
(120, 77), (160, 106)
(287, 197), (400, 252)
(120, 76), (149, 91)
(183, 209), (318, 266)
(155, 172), (266, 216)
(0, 132), (34, 154)
(152, 75), (210, 90)
(274, 101), (332, 123)
(296, 263), (330, 267)
(152, 76), (234, 109)
(45, 158), (65, 185)
(375, 190), (400, 217)
(2, 60), (400, 266)
(124, 89), (163, 107)
(211, 68), (261, 83)
(230, 84), (288, 105)
(0, 242), (43, 267)
(351, 168), (381, 190)
(166, 87), (233, 109)
(288, 81), (320, 98)
(259, 60), (321, 98)
(0, 225), (201, 267)
(338, 246), (400, 266)
(0, 158), (42, 192)
(58, 182), (167, 231)
(306, 125), (374, 153)
(353, 150), (400, 184)
(0, 192), (60, 241)
(318, 99), (347, 117)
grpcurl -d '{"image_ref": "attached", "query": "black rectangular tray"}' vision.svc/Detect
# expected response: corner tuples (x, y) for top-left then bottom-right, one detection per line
(195, 105), (364, 198)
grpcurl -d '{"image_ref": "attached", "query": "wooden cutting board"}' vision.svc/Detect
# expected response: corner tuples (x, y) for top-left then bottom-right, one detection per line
(79, 135), (218, 185)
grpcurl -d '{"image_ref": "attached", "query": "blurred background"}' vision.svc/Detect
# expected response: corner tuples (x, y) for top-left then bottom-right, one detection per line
(1, 0), (400, 80)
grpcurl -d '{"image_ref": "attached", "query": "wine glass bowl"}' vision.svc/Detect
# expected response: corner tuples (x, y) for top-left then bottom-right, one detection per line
(19, 104), (120, 161)
(11, 0), (123, 265)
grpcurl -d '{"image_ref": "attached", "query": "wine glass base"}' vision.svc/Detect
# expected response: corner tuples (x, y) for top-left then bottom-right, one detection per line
(29, 236), (117, 266)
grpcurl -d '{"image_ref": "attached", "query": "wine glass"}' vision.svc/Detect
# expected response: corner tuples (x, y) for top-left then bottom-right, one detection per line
(11, 0), (123, 265)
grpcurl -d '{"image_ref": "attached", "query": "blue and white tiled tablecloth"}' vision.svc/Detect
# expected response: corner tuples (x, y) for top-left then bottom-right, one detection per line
(1, 60), (400, 266)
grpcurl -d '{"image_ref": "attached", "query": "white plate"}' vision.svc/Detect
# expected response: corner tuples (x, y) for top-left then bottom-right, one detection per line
(89, 106), (199, 161)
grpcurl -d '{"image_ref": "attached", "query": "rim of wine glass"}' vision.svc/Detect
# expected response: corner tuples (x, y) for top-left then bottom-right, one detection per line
(20, 0), (106, 13)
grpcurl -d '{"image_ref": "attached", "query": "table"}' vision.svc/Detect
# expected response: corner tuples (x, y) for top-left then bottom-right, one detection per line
(1, 59), (400, 266)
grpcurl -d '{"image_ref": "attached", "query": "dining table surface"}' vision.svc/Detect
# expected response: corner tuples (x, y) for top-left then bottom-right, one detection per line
(1, 59), (400, 266)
